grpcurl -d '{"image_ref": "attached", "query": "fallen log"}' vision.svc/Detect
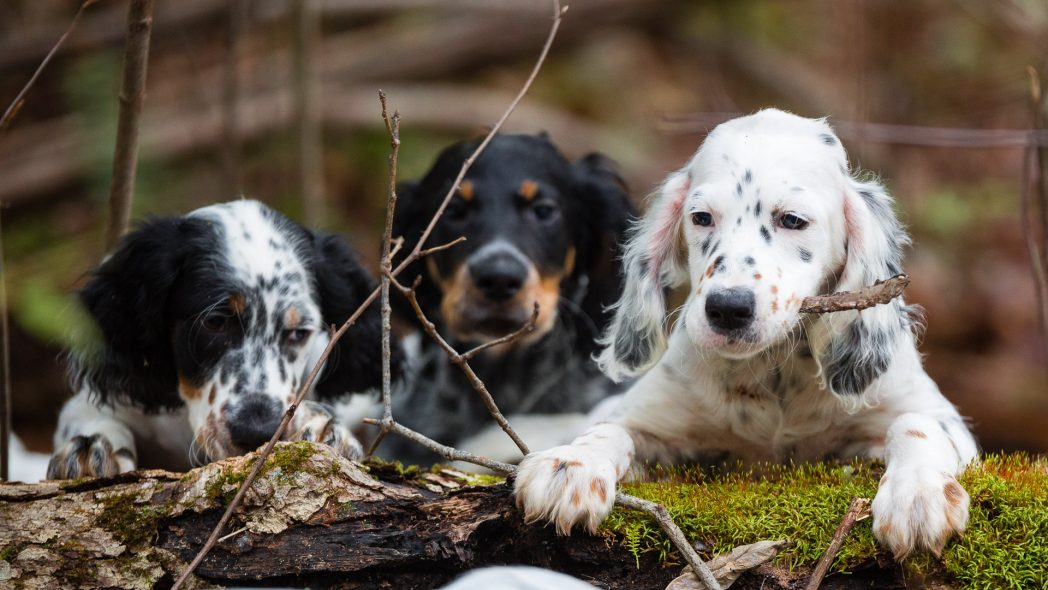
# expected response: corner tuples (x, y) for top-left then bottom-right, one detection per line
(2, 443), (1042, 589)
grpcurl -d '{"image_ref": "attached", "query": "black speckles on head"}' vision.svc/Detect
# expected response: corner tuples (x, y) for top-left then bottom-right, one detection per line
(819, 133), (836, 146)
(799, 248), (813, 262)
(701, 235), (713, 255)
(743, 169), (753, 184)
(709, 240), (720, 257)
(744, 256), (755, 267)
(754, 201), (762, 218)
(736, 217), (742, 226)
(713, 255), (727, 274)
(759, 226), (771, 244)
(735, 181), (743, 197)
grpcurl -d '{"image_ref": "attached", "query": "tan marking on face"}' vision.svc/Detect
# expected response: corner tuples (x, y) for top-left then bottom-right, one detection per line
(753, 272), (762, 280)
(439, 263), (470, 338)
(906, 429), (928, 439)
(563, 246), (576, 277)
(208, 385), (217, 405)
(943, 479), (965, 507)
(458, 180), (474, 201)
(178, 375), (203, 400)
(590, 477), (608, 503)
(519, 179), (540, 201)
(285, 307), (301, 330)
(706, 263), (716, 278)
(229, 293), (246, 315)
(771, 299), (779, 313)
(770, 285), (778, 294)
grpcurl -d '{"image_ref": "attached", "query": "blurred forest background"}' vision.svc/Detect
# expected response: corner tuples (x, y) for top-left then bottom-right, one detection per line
(1, 0), (1047, 456)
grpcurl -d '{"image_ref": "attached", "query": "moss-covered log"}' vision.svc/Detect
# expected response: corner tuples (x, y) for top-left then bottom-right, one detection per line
(0, 443), (1045, 589)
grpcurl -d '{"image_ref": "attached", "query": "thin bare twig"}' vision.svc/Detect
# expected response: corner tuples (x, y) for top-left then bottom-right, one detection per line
(362, 418), (516, 474)
(805, 497), (871, 590)
(1022, 66), (1048, 364)
(615, 493), (723, 590)
(367, 90), (401, 457)
(0, 1), (96, 132)
(388, 273), (534, 455)
(461, 303), (538, 361)
(172, 1), (565, 585)
(799, 274), (909, 314)
(418, 235), (467, 258)
(0, 207), (9, 482)
(294, 0), (325, 227)
(104, 0), (157, 252)
(220, 0), (248, 196)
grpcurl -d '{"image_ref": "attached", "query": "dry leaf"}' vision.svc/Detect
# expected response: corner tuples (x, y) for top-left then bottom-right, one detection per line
(666, 539), (791, 590)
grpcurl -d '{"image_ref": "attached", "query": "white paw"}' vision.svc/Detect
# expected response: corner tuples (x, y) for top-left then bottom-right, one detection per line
(290, 401), (363, 460)
(47, 434), (136, 479)
(513, 444), (618, 535)
(872, 469), (969, 559)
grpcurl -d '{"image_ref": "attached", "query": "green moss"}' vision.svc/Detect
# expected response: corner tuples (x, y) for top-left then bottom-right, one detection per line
(96, 491), (172, 548)
(602, 455), (1048, 589)
(0, 541), (28, 562)
(204, 441), (321, 504)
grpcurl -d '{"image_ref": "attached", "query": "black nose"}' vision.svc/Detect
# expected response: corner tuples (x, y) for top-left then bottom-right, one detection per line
(705, 288), (756, 333)
(468, 252), (528, 302)
(227, 394), (283, 452)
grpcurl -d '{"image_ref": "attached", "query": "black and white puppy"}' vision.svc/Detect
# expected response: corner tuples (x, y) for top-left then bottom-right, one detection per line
(48, 200), (395, 479)
(514, 110), (978, 559)
(386, 133), (635, 464)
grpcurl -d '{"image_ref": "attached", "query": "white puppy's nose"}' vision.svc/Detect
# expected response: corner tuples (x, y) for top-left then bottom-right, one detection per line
(705, 287), (756, 333)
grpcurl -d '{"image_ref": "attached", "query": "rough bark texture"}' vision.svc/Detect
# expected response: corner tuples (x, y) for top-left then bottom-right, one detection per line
(0, 442), (909, 589)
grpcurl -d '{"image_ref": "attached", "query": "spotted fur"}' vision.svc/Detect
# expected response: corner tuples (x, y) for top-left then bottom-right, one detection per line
(48, 200), (393, 479)
(516, 109), (979, 560)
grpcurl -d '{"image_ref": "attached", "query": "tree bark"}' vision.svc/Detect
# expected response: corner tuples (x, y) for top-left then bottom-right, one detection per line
(0, 442), (910, 589)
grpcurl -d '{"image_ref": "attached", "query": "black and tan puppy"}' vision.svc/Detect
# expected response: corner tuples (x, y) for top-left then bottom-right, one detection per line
(386, 133), (635, 464)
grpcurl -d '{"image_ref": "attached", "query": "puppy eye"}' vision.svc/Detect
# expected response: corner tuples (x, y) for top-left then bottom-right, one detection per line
(445, 200), (469, 223)
(284, 328), (312, 345)
(691, 212), (714, 227)
(531, 201), (559, 222)
(202, 312), (231, 331)
(778, 212), (809, 230)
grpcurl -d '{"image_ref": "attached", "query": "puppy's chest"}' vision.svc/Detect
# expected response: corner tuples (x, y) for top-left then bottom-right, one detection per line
(712, 361), (854, 461)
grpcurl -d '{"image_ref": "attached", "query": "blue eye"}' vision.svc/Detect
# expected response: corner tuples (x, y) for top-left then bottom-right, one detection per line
(778, 213), (809, 230)
(691, 212), (714, 227)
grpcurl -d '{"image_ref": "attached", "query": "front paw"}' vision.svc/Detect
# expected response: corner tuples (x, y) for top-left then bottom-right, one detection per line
(513, 444), (618, 535)
(872, 469), (969, 559)
(289, 401), (363, 460)
(47, 434), (135, 479)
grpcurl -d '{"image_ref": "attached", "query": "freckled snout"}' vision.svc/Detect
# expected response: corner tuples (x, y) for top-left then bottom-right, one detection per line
(468, 250), (528, 302)
(226, 394), (283, 452)
(705, 287), (756, 333)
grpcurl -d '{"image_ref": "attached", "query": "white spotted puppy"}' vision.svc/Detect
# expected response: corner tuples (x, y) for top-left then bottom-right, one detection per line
(514, 109), (977, 559)
(49, 200), (394, 479)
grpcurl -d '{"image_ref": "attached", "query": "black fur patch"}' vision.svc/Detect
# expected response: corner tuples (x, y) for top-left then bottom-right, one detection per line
(822, 321), (895, 396)
(760, 226), (771, 244)
(819, 133), (836, 145)
(799, 248), (813, 262)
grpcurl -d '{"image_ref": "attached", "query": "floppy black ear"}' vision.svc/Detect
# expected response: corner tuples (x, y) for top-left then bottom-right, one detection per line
(389, 179), (444, 322)
(310, 231), (401, 399)
(75, 217), (202, 411)
(569, 153), (637, 352)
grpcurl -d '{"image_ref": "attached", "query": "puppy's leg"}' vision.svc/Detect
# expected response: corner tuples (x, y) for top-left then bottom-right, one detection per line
(288, 400), (364, 460)
(48, 391), (137, 479)
(513, 422), (634, 534)
(872, 411), (978, 558)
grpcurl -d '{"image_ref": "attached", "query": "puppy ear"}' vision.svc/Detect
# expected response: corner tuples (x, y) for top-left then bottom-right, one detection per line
(76, 217), (198, 411)
(568, 153), (637, 353)
(310, 232), (400, 398)
(596, 168), (691, 382)
(814, 174), (917, 398)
